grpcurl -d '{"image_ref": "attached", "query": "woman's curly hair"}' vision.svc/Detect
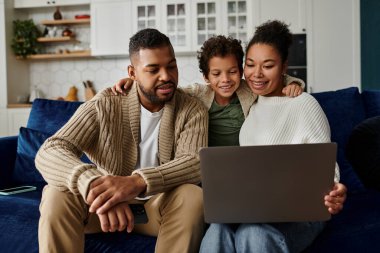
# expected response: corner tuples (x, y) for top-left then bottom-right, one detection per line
(246, 20), (293, 63)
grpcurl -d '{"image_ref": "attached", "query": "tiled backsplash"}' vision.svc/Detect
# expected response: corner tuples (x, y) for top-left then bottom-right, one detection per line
(29, 56), (204, 102)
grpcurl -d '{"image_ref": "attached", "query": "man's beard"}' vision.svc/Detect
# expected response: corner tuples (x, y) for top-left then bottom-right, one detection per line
(138, 82), (176, 104)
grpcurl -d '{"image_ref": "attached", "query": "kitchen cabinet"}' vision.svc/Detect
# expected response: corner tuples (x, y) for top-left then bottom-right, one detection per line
(161, 0), (192, 52)
(192, 0), (254, 49)
(223, 0), (254, 43)
(90, 0), (132, 56)
(257, 0), (306, 34)
(14, 0), (90, 9)
(132, 0), (161, 33)
(191, 0), (221, 49)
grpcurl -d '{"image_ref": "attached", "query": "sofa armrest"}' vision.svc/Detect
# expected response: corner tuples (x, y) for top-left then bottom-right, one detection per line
(0, 136), (18, 188)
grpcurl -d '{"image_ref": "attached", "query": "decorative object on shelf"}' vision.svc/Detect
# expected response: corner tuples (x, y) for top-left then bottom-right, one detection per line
(65, 86), (79, 101)
(29, 85), (43, 103)
(47, 26), (57, 37)
(53, 7), (63, 20)
(42, 26), (48, 37)
(62, 27), (74, 37)
(75, 14), (90, 20)
(83, 80), (96, 101)
(11, 19), (41, 58)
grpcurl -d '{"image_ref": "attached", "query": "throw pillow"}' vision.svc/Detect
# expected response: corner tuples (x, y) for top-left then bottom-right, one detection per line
(12, 127), (49, 184)
(12, 127), (92, 185)
(346, 116), (380, 191)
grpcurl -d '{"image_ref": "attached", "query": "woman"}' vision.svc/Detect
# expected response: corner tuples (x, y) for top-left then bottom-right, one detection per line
(112, 35), (304, 147)
(199, 20), (347, 253)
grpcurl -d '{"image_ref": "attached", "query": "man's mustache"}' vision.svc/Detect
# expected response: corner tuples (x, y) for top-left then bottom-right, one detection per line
(156, 82), (176, 88)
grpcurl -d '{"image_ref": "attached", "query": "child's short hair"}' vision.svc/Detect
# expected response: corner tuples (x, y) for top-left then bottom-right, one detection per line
(197, 36), (244, 77)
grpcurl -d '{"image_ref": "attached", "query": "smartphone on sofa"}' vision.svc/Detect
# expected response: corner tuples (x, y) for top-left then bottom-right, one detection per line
(0, 185), (37, 195)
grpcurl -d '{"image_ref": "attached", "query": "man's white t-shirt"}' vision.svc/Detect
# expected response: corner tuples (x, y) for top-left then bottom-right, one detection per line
(136, 105), (163, 171)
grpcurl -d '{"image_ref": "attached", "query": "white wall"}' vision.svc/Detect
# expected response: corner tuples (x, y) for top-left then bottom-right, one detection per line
(307, 0), (360, 92)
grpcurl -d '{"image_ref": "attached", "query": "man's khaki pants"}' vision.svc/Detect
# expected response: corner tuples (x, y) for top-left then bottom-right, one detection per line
(38, 184), (204, 253)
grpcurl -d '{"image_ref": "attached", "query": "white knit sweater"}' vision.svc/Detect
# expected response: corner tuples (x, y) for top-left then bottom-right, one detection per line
(239, 93), (340, 182)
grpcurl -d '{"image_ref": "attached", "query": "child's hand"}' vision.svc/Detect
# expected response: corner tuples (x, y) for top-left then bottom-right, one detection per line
(111, 78), (133, 95)
(324, 183), (347, 215)
(282, 83), (303, 97)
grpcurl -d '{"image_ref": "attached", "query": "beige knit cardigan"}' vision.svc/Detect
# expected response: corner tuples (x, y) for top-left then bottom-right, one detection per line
(35, 84), (208, 200)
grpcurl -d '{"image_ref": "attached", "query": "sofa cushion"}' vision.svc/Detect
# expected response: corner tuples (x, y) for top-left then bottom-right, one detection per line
(362, 89), (380, 118)
(27, 99), (83, 135)
(346, 116), (380, 191)
(312, 87), (365, 192)
(0, 190), (42, 253)
(12, 127), (49, 185)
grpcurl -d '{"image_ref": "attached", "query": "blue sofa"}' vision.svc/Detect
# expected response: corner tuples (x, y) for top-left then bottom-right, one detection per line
(1, 87), (380, 252)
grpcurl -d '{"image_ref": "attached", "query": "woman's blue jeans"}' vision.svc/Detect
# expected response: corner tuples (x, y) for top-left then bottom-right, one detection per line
(199, 222), (325, 253)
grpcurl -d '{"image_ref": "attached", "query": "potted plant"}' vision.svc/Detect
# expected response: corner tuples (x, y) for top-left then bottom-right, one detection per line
(11, 19), (41, 58)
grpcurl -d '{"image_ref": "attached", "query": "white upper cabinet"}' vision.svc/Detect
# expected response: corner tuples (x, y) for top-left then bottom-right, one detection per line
(161, 0), (192, 52)
(14, 0), (90, 8)
(257, 0), (306, 34)
(223, 0), (255, 44)
(90, 0), (132, 56)
(191, 0), (222, 49)
(132, 0), (161, 33)
(192, 0), (255, 50)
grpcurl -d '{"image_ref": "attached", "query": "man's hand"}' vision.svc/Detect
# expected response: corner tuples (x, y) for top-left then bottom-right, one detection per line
(87, 174), (147, 214)
(324, 182), (347, 214)
(98, 202), (135, 233)
(282, 82), (303, 97)
(111, 78), (133, 95)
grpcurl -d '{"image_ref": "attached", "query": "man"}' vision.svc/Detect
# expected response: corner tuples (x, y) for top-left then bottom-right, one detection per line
(35, 28), (208, 253)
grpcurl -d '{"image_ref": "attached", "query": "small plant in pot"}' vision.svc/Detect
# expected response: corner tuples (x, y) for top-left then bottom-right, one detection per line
(11, 19), (41, 58)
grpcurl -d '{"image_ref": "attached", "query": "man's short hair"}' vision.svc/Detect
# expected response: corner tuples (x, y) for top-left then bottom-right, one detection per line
(129, 28), (173, 58)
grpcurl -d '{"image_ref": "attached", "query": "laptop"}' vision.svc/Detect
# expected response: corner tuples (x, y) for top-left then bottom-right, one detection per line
(200, 143), (337, 223)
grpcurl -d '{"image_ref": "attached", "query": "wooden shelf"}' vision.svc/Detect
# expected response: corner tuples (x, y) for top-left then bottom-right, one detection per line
(7, 103), (32, 108)
(37, 36), (78, 43)
(41, 19), (90, 26)
(20, 50), (91, 60)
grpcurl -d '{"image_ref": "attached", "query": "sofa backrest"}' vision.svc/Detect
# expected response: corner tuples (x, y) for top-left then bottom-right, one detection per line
(311, 87), (375, 193)
(361, 89), (380, 118)
(27, 99), (83, 135)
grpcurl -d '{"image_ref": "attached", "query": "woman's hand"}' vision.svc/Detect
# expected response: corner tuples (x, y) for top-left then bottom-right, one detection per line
(324, 182), (347, 214)
(111, 78), (134, 95)
(282, 83), (303, 97)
